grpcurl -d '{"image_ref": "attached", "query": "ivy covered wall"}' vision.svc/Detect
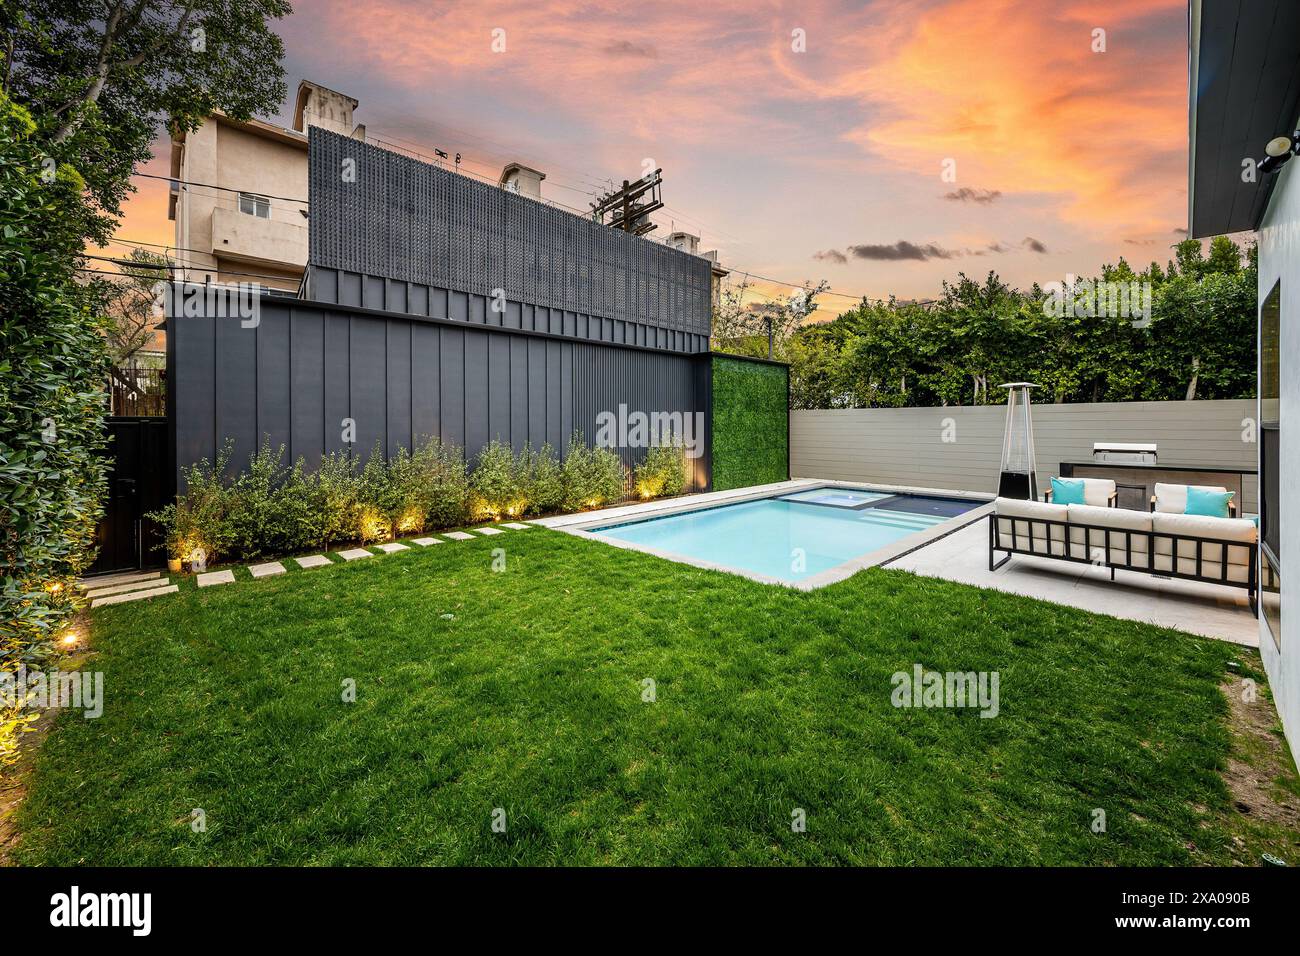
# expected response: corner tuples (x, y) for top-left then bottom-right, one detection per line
(710, 355), (789, 491)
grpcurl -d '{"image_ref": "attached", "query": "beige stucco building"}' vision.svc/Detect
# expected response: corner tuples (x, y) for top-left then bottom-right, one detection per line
(169, 81), (362, 291)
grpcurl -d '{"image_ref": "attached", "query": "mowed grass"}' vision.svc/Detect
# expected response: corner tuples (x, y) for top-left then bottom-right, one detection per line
(13, 528), (1286, 865)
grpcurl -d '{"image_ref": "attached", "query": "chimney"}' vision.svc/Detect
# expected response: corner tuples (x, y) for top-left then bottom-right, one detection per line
(667, 231), (700, 255)
(293, 80), (361, 137)
(499, 162), (546, 200)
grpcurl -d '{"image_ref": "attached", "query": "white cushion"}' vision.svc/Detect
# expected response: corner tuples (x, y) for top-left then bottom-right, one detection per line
(1151, 512), (1256, 569)
(994, 498), (1066, 555)
(1066, 504), (1151, 565)
(1080, 478), (1116, 507)
(1152, 483), (1230, 514)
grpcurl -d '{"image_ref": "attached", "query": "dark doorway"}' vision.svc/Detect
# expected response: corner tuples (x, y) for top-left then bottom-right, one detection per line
(87, 418), (171, 574)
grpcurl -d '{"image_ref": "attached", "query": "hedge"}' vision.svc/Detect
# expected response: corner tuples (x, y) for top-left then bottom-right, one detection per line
(0, 95), (111, 765)
(710, 355), (789, 491)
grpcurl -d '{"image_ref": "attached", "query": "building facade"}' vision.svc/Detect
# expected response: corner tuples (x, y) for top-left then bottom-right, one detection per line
(1189, 0), (1300, 764)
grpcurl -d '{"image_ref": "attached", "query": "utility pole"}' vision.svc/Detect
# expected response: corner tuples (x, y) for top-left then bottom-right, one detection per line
(591, 170), (664, 235)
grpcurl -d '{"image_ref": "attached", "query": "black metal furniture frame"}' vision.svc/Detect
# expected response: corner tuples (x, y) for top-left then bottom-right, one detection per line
(987, 512), (1258, 614)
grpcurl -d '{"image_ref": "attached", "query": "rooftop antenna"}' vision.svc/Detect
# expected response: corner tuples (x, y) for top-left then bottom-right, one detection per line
(997, 382), (1039, 499)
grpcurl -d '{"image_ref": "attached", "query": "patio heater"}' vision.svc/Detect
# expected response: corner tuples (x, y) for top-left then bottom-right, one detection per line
(997, 382), (1039, 500)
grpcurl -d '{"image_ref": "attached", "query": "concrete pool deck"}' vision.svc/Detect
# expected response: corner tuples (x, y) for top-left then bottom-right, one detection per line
(538, 479), (1259, 646)
(887, 519), (1258, 647)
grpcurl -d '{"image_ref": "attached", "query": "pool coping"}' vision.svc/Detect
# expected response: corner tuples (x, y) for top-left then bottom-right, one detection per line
(547, 479), (995, 591)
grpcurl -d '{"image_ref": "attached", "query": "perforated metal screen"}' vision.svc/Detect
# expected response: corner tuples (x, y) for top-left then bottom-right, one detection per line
(309, 128), (712, 337)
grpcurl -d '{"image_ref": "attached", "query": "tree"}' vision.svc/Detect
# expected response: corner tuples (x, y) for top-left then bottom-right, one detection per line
(784, 240), (1256, 410)
(712, 277), (829, 359)
(2, 0), (292, 242)
(87, 246), (170, 362)
(95, 247), (170, 363)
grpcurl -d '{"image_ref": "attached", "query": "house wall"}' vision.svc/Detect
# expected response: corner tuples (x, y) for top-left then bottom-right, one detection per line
(167, 291), (711, 492)
(1258, 156), (1300, 765)
(173, 117), (308, 291)
(791, 400), (1258, 511)
(306, 128), (713, 354)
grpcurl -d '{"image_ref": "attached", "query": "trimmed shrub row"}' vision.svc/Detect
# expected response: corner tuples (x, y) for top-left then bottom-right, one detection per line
(151, 434), (687, 566)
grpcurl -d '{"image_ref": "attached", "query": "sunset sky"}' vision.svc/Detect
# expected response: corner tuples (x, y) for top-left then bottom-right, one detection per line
(116, 0), (1193, 313)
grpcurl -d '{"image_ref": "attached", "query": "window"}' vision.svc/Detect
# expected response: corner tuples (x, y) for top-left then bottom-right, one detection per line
(1260, 280), (1280, 650)
(238, 192), (270, 219)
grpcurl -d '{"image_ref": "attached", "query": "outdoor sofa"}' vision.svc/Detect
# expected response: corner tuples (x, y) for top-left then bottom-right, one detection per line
(989, 480), (1258, 613)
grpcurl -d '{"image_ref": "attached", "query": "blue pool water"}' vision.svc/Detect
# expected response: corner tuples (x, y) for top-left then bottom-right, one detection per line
(591, 490), (978, 583)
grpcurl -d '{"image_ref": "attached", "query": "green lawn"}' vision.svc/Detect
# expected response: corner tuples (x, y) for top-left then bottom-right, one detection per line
(14, 527), (1299, 865)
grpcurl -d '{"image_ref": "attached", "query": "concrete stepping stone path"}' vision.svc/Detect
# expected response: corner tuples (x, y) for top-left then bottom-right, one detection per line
(197, 569), (236, 587)
(84, 578), (174, 600)
(77, 570), (161, 591)
(82, 523), (526, 609)
(91, 584), (179, 608)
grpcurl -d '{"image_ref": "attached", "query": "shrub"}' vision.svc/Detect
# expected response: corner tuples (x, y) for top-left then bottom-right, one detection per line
(300, 451), (360, 550)
(523, 443), (564, 516)
(0, 94), (111, 764)
(386, 445), (433, 536)
(147, 445), (234, 566)
(633, 441), (688, 499)
(415, 437), (470, 530)
(225, 439), (310, 560)
(561, 433), (627, 511)
(469, 440), (528, 520)
(354, 444), (394, 543)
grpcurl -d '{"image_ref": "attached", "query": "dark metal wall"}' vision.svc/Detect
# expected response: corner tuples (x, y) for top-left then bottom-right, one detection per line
(307, 127), (711, 352)
(168, 291), (711, 491)
(167, 130), (718, 497)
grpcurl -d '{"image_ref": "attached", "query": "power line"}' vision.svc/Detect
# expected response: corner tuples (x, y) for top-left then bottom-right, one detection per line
(134, 171), (309, 206)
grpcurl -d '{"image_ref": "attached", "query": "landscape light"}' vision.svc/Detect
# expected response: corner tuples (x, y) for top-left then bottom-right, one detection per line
(61, 632), (80, 648)
(1258, 131), (1299, 174)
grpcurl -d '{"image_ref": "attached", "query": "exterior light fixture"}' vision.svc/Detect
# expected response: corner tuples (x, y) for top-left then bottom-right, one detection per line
(997, 382), (1040, 500)
(1259, 131), (1299, 175)
(61, 632), (80, 648)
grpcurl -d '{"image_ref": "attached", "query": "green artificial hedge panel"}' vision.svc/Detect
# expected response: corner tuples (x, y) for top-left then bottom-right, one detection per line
(711, 355), (789, 491)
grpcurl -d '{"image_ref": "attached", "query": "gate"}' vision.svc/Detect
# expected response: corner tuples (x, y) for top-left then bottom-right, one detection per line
(87, 418), (172, 574)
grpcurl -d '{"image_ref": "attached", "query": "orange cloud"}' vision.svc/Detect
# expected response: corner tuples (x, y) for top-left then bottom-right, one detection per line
(824, 0), (1187, 234)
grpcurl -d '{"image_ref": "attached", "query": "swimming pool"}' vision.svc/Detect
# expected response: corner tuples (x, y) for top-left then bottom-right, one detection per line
(588, 488), (982, 585)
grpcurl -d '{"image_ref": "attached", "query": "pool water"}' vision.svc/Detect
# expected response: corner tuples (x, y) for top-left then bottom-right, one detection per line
(591, 491), (978, 583)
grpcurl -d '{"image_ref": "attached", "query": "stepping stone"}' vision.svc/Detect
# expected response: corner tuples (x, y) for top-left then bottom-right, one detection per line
(77, 571), (161, 591)
(249, 561), (286, 578)
(376, 542), (410, 553)
(500, 523), (532, 530)
(444, 532), (476, 541)
(477, 527), (505, 536)
(295, 555), (332, 569)
(91, 584), (178, 608)
(411, 537), (444, 546)
(197, 569), (236, 587)
(338, 548), (373, 561)
(85, 578), (174, 599)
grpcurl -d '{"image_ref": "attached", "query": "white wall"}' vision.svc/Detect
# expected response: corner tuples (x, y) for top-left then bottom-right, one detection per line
(792, 400), (1258, 511)
(1258, 157), (1300, 767)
